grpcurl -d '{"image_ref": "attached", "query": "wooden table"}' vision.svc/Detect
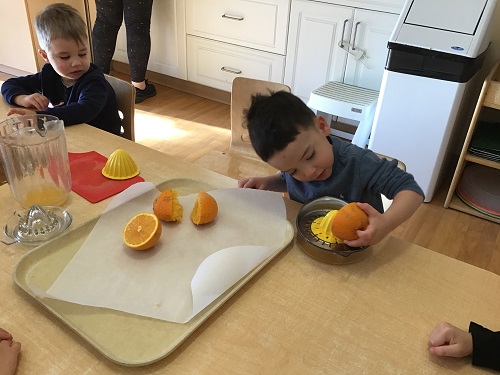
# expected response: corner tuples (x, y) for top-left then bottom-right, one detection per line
(1, 124), (500, 374)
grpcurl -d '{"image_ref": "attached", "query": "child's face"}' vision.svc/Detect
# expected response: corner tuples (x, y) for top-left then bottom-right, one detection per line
(267, 116), (334, 182)
(39, 37), (91, 84)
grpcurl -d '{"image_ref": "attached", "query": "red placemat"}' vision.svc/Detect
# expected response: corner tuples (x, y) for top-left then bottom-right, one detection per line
(69, 151), (144, 203)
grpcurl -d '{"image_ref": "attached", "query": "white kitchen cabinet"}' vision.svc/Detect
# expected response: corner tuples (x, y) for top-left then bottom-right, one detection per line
(284, 0), (399, 102)
(186, 0), (289, 55)
(318, 0), (404, 14)
(113, 0), (186, 80)
(186, 36), (285, 91)
(185, 0), (290, 92)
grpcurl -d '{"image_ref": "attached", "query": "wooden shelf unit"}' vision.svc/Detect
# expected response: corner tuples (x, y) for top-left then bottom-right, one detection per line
(444, 60), (500, 224)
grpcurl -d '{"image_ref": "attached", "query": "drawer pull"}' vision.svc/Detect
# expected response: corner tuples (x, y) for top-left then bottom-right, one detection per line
(222, 13), (244, 21)
(221, 66), (242, 74)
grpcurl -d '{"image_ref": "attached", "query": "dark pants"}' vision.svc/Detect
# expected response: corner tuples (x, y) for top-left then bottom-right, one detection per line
(92, 0), (154, 83)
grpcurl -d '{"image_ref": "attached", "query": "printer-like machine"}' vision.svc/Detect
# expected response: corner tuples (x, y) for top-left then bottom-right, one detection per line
(368, 0), (497, 202)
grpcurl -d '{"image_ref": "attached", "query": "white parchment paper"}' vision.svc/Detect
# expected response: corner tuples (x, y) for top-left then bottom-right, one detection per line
(39, 183), (288, 323)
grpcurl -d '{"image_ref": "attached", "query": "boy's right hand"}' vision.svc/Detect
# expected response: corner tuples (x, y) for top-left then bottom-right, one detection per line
(14, 93), (49, 110)
(239, 174), (287, 192)
(238, 176), (270, 190)
(428, 321), (473, 358)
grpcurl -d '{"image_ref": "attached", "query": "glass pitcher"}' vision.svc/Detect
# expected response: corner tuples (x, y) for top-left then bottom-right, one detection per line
(0, 114), (72, 208)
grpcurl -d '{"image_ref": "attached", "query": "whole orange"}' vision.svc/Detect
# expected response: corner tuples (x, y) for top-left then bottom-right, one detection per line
(331, 202), (368, 241)
(153, 189), (183, 222)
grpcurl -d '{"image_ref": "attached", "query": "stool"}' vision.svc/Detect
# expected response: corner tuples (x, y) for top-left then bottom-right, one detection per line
(307, 81), (379, 148)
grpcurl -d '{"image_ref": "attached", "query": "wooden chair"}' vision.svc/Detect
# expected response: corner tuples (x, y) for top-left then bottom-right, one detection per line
(375, 152), (406, 211)
(105, 74), (135, 141)
(375, 152), (406, 172)
(193, 77), (291, 180)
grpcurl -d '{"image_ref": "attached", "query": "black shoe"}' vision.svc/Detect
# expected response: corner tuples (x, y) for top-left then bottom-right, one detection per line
(135, 80), (157, 103)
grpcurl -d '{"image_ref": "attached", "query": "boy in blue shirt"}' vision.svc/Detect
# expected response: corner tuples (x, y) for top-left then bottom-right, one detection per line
(1, 3), (121, 135)
(238, 91), (424, 248)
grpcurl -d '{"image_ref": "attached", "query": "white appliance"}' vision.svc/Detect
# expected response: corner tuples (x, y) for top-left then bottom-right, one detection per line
(368, 0), (497, 202)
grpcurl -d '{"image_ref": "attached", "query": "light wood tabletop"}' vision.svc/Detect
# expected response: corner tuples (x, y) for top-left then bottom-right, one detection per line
(1, 124), (499, 374)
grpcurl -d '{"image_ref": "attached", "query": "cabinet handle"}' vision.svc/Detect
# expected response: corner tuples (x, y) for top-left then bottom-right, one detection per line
(351, 22), (361, 51)
(221, 66), (242, 75)
(222, 14), (244, 21)
(340, 19), (349, 48)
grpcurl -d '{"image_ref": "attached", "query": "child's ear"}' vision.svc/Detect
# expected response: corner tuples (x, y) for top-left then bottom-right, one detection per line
(316, 116), (331, 136)
(38, 49), (49, 63)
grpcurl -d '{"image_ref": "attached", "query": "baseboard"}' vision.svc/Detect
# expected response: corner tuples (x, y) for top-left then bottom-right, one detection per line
(0, 64), (32, 77)
(111, 61), (231, 105)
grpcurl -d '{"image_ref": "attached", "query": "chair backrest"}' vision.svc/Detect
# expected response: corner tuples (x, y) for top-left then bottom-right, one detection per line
(375, 152), (406, 211)
(105, 74), (135, 141)
(375, 152), (406, 171)
(230, 77), (291, 158)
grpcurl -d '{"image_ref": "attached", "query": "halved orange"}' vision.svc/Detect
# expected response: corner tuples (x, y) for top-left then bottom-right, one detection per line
(191, 191), (218, 225)
(153, 189), (183, 222)
(123, 212), (162, 250)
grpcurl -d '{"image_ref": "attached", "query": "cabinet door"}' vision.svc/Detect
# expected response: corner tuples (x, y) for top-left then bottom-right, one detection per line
(284, 0), (353, 102)
(344, 0), (404, 14)
(343, 9), (398, 91)
(114, 0), (186, 80)
(24, 0), (91, 71)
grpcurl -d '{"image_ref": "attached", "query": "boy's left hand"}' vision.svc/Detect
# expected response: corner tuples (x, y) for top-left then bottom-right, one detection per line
(6, 108), (37, 117)
(343, 203), (388, 247)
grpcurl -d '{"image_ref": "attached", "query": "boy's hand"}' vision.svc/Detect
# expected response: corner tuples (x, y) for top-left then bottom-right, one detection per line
(0, 328), (13, 341)
(238, 176), (271, 190)
(7, 108), (37, 117)
(343, 203), (387, 247)
(345, 191), (423, 247)
(238, 174), (287, 192)
(14, 93), (49, 110)
(428, 322), (473, 358)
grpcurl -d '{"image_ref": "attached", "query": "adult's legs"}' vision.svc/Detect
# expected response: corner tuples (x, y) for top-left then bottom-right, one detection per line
(122, 0), (154, 85)
(92, 0), (124, 74)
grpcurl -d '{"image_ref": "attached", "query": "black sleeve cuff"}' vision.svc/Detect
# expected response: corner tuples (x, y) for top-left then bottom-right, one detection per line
(469, 321), (500, 371)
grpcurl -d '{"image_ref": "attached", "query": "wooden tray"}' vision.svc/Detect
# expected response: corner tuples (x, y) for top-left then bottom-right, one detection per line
(13, 179), (294, 366)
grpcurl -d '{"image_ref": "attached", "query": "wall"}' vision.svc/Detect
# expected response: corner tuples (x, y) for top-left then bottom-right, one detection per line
(0, 1), (36, 74)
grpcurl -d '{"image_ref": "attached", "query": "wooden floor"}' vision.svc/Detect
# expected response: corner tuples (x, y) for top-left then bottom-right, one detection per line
(2, 70), (499, 275)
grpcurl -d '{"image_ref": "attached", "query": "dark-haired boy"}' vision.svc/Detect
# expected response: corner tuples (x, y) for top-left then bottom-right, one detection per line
(1, 3), (121, 135)
(238, 91), (424, 248)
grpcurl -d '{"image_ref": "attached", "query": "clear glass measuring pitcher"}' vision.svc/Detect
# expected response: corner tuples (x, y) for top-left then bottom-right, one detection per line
(0, 114), (72, 208)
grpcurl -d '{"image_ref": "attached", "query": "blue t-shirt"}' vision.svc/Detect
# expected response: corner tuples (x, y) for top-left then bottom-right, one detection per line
(282, 136), (424, 212)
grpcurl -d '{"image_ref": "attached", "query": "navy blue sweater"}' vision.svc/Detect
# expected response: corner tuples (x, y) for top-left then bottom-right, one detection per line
(1, 63), (121, 135)
(470, 322), (500, 371)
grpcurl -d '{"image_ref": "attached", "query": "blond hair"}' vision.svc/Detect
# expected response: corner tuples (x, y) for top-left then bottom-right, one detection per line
(35, 3), (88, 51)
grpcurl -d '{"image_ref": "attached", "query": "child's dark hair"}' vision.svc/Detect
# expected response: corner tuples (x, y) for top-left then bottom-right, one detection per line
(244, 91), (317, 161)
